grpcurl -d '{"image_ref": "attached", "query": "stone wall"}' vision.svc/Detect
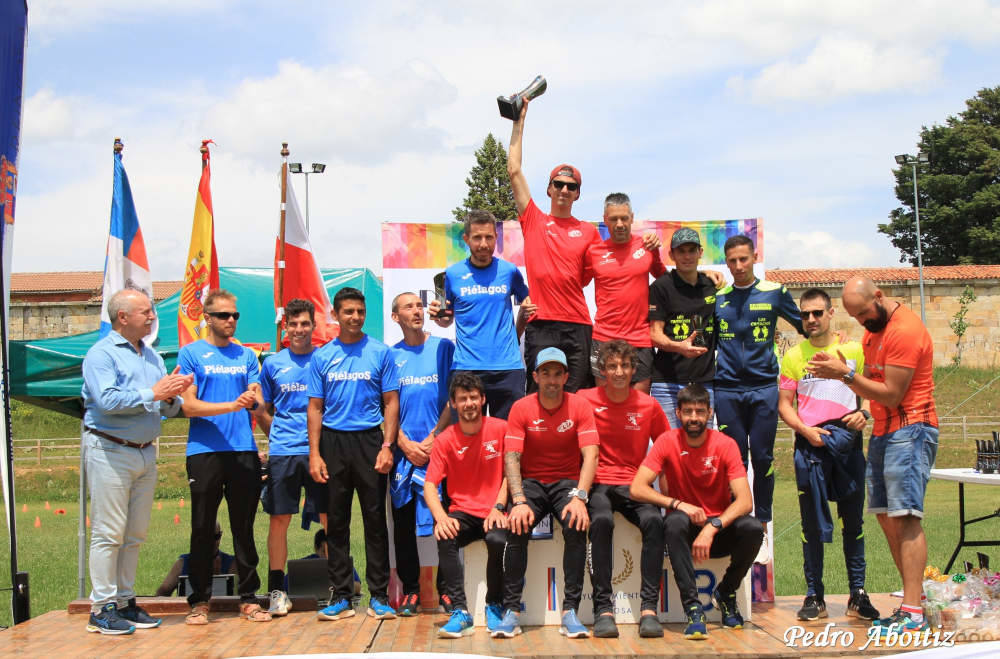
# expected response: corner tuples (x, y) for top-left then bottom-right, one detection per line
(775, 278), (1000, 369)
(8, 301), (102, 340)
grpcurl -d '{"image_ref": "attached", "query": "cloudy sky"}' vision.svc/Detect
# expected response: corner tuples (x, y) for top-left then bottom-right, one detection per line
(12, 0), (1000, 278)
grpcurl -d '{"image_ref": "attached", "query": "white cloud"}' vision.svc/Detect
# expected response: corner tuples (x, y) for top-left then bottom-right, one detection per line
(726, 37), (942, 103)
(27, 0), (237, 35)
(766, 230), (881, 268)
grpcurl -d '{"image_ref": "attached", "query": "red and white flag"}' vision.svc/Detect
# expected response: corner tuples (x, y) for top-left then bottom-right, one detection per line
(275, 172), (337, 346)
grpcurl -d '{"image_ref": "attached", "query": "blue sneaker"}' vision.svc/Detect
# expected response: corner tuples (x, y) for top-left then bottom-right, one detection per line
(119, 598), (161, 628)
(485, 602), (504, 632)
(713, 587), (744, 629)
(438, 609), (474, 638)
(683, 605), (708, 640)
(318, 598), (356, 620)
(367, 597), (396, 619)
(559, 609), (589, 638)
(86, 603), (135, 635)
(491, 609), (522, 638)
(875, 609), (929, 636)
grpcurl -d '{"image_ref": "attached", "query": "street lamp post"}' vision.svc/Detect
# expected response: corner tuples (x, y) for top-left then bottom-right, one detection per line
(288, 162), (326, 233)
(894, 152), (929, 324)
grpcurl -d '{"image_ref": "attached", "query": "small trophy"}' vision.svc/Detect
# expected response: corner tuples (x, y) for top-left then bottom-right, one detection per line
(431, 271), (452, 319)
(497, 75), (547, 120)
(691, 314), (706, 348)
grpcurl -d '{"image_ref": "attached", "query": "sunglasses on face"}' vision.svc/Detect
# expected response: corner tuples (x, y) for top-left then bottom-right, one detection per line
(206, 311), (240, 321)
(801, 309), (826, 319)
(551, 180), (579, 192)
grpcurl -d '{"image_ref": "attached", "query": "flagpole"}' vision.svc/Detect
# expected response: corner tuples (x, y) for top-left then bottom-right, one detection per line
(276, 143), (289, 350)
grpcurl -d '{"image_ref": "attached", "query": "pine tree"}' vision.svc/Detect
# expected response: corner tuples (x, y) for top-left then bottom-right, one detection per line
(452, 133), (516, 222)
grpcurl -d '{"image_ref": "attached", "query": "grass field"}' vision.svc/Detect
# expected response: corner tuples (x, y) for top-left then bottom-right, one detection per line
(2, 366), (998, 629)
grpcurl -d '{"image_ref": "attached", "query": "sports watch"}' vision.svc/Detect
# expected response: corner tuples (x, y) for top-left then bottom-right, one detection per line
(842, 366), (856, 384)
(568, 488), (589, 503)
(709, 517), (723, 530)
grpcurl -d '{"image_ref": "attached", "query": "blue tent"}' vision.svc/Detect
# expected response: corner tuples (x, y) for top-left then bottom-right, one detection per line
(8, 266), (383, 416)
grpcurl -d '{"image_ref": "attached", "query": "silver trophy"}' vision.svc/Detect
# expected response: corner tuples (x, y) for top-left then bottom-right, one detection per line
(431, 271), (453, 319)
(497, 75), (547, 120)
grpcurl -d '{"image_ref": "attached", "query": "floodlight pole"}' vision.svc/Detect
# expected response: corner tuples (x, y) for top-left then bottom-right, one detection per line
(289, 163), (326, 234)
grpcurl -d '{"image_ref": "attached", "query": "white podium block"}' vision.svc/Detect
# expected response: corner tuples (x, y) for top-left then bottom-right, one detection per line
(464, 512), (751, 626)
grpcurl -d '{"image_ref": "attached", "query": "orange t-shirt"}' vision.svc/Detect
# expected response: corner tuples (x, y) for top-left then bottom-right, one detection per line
(862, 304), (937, 435)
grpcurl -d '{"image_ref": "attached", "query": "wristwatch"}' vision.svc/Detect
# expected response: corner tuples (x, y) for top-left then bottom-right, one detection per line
(568, 488), (589, 504)
(708, 517), (722, 530)
(842, 366), (856, 384)
(860, 409), (872, 421)
(494, 503), (506, 512)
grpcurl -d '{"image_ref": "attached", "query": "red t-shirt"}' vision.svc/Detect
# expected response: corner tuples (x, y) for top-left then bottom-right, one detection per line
(578, 387), (669, 485)
(425, 417), (507, 519)
(519, 199), (600, 325)
(641, 428), (746, 517)
(505, 392), (599, 482)
(585, 236), (666, 345)
(862, 304), (938, 435)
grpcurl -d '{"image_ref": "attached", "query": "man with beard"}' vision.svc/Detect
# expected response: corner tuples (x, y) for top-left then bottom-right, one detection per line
(493, 348), (599, 639)
(429, 210), (528, 418)
(777, 288), (880, 623)
(807, 277), (937, 636)
(579, 340), (669, 638)
(630, 384), (761, 640)
(423, 372), (509, 638)
(390, 291), (454, 614)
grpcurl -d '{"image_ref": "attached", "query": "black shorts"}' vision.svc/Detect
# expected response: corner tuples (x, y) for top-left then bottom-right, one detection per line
(590, 339), (654, 382)
(261, 454), (328, 516)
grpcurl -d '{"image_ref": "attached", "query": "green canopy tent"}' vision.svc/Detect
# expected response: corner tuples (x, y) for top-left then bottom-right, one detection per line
(8, 266), (383, 416)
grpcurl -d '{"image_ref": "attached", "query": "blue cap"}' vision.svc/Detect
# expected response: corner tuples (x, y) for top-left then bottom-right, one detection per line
(535, 347), (568, 370)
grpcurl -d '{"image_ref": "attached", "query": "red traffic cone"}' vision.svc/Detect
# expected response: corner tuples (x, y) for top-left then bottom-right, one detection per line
(157, 502), (162, 510)
(174, 514), (180, 525)
(34, 516), (41, 528)
(179, 497), (185, 508)
(21, 503), (27, 512)
(86, 515), (91, 527)
(45, 501), (51, 510)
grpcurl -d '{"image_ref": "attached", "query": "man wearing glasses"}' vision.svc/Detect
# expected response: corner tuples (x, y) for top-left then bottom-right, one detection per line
(507, 98), (600, 392)
(777, 288), (880, 623)
(178, 289), (270, 624)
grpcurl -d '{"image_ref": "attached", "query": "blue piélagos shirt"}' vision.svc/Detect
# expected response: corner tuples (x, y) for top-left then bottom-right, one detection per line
(260, 348), (313, 456)
(445, 257), (529, 371)
(82, 330), (183, 443)
(178, 339), (260, 455)
(714, 278), (805, 388)
(307, 335), (399, 431)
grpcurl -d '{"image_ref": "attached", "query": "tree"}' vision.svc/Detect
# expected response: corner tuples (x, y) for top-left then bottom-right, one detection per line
(880, 86), (1000, 265)
(452, 133), (516, 222)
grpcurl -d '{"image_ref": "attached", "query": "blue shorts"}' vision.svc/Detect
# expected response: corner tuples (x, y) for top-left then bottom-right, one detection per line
(262, 454), (328, 516)
(866, 423), (938, 518)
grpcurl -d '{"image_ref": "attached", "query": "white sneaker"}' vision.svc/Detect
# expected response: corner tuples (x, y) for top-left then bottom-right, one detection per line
(754, 533), (771, 564)
(269, 590), (292, 616)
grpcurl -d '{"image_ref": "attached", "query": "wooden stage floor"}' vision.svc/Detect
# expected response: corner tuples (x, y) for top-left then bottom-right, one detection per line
(0, 593), (981, 658)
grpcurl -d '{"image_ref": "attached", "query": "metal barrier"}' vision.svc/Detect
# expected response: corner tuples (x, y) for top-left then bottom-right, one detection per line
(12, 434), (269, 464)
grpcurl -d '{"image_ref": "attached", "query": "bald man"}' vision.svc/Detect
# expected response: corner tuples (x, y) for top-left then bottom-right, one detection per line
(806, 277), (937, 636)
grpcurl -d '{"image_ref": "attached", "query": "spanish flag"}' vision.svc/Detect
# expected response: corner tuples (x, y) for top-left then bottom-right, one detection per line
(178, 140), (220, 346)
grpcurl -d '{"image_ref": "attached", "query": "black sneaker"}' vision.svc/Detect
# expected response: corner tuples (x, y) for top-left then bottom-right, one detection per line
(86, 603), (135, 635)
(712, 587), (743, 629)
(796, 595), (827, 621)
(639, 613), (663, 638)
(592, 614), (618, 638)
(847, 588), (880, 620)
(119, 598), (162, 628)
(397, 593), (419, 617)
(439, 594), (454, 613)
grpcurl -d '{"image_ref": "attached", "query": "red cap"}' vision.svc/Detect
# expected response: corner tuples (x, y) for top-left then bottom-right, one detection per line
(549, 164), (581, 186)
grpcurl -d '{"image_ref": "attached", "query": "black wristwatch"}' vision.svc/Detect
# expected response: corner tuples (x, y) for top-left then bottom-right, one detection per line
(709, 517), (723, 530)
(860, 409), (871, 421)
(494, 503), (506, 512)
